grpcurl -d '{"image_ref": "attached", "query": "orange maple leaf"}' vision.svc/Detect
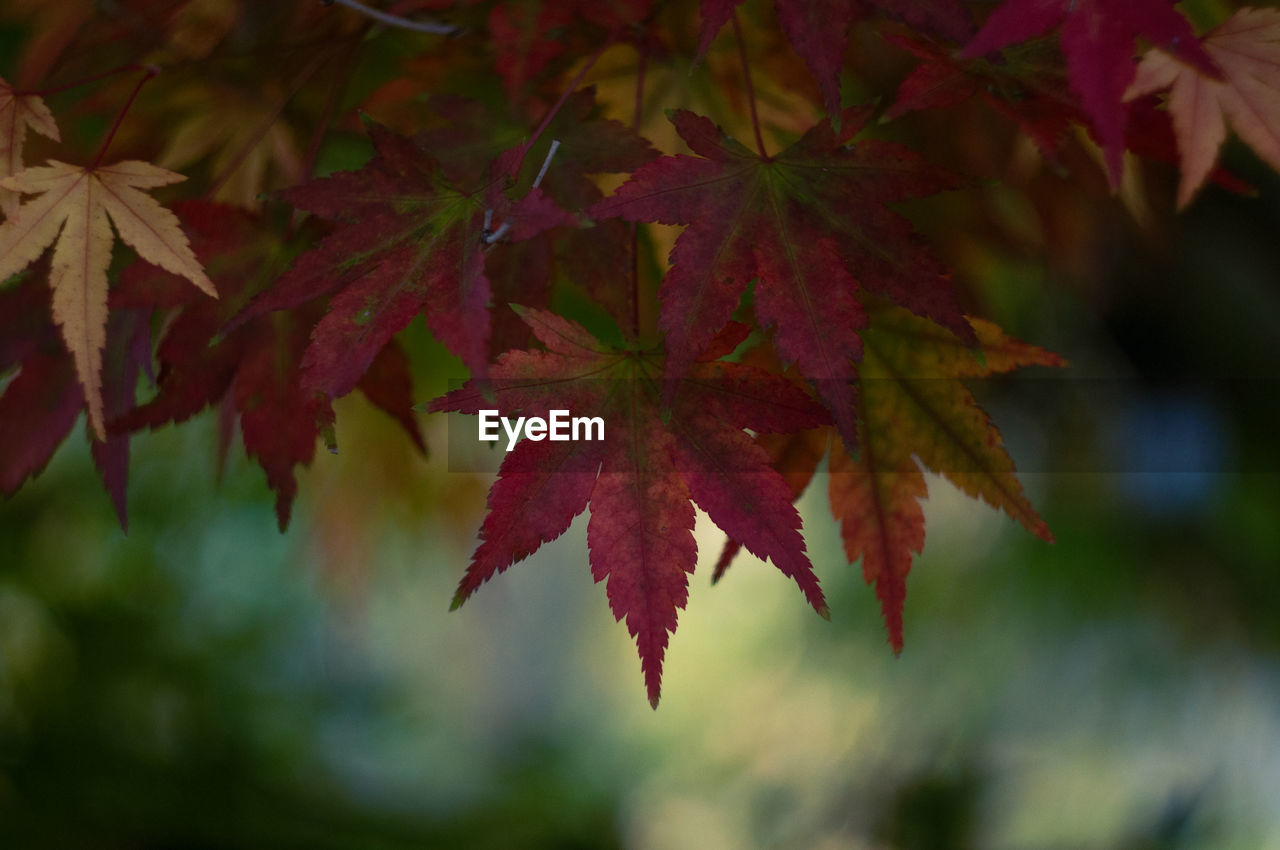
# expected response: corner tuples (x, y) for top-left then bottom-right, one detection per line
(714, 302), (1063, 651)
(1127, 8), (1280, 208)
(0, 75), (59, 217)
(0, 160), (216, 439)
(830, 303), (1063, 649)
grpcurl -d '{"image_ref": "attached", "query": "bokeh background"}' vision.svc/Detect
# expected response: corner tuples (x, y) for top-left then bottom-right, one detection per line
(4, 2), (1280, 848)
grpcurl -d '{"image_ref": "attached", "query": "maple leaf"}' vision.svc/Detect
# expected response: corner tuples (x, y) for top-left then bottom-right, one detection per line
(412, 88), (658, 210)
(109, 203), (326, 529)
(835, 303), (1060, 648)
(0, 274), (82, 496)
(715, 304), (1062, 650)
(156, 81), (304, 208)
(231, 119), (573, 400)
(1125, 8), (1280, 209)
(711, 427), (829, 583)
(0, 159), (215, 440)
(856, 0), (973, 43)
(696, 0), (972, 116)
(1122, 95), (1253, 203)
(430, 308), (830, 707)
(111, 201), (424, 529)
(961, 0), (1217, 188)
(114, 294), (333, 533)
(402, 89), (656, 350)
(89, 308), (150, 529)
(488, 2), (575, 101)
(355, 338), (427, 456)
(697, 0), (854, 117)
(488, 0), (652, 101)
(0, 75), (59, 217)
(0, 273), (146, 527)
(591, 107), (968, 449)
(845, 304), (1062, 647)
(884, 33), (1076, 161)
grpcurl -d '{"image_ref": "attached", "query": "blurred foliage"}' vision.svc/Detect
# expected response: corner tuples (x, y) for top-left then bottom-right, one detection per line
(0, 419), (621, 849)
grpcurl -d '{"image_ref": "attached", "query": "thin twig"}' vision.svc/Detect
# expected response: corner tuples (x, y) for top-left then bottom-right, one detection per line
(324, 0), (462, 36)
(732, 11), (768, 160)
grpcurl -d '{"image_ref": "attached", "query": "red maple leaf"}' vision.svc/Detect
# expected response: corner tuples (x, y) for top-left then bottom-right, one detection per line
(711, 427), (829, 584)
(431, 307), (830, 707)
(488, 1), (654, 101)
(961, 0), (1217, 187)
(411, 89), (657, 210)
(110, 202), (424, 530)
(90, 308), (150, 529)
(229, 119), (573, 400)
(406, 89), (656, 352)
(884, 31), (1249, 198)
(488, 2), (576, 102)
(884, 33), (1077, 162)
(0, 272), (147, 528)
(0, 274), (84, 497)
(591, 107), (968, 449)
(697, 0), (972, 116)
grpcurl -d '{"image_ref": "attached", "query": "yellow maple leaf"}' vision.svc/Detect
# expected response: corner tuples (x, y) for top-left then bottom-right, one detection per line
(1127, 8), (1280, 208)
(157, 82), (303, 208)
(0, 159), (216, 439)
(0, 75), (60, 217)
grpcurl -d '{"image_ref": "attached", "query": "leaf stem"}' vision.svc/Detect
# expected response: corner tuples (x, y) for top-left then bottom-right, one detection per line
(15, 63), (151, 97)
(323, 0), (462, 36)
(631, 46), (648, 340)
(732, 11), (768, 160)
(89, 67), (159, 169)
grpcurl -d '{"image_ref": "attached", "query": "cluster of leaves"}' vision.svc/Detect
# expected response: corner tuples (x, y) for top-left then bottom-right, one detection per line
(3, 0), (1279, 706)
